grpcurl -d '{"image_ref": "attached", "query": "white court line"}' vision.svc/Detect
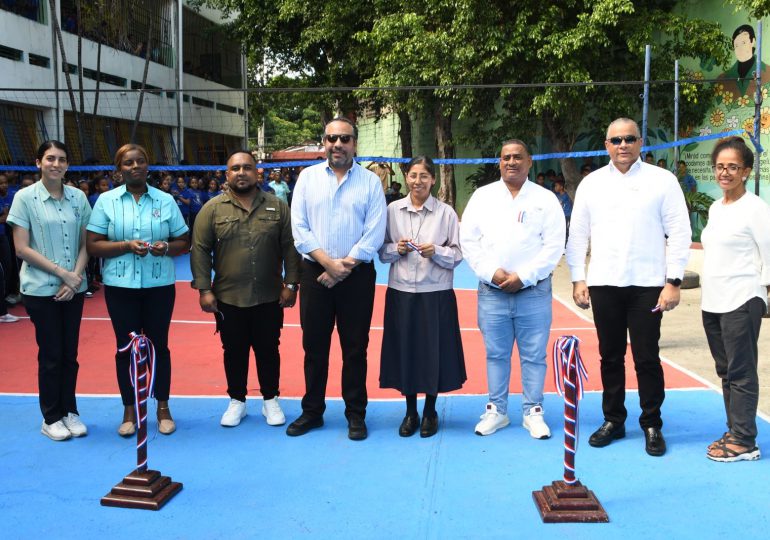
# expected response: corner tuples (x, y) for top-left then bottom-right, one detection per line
(550, 291), (741, 409)
(0, 388), (709, 400)
(46, 316), (595, 333)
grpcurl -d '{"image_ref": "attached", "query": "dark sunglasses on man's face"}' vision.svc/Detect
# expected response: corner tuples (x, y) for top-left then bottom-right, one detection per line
(324, 134), (354, 144)
(607, 135), (639, 145)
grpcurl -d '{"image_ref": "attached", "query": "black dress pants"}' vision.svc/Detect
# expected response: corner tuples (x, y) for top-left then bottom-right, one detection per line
(23, 293), (85, 424)
(218, 300), (283, 402)
(590, 285), (665, 429)
(299, 260), (376, 419)
(105, 285), (175, 405)
(702, 297), (765, 447)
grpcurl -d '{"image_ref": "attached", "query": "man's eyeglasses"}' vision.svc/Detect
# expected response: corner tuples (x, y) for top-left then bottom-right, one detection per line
(607, 135), (639, 145)
(324, 134), (354, 144)
(712, 164), (744, 174)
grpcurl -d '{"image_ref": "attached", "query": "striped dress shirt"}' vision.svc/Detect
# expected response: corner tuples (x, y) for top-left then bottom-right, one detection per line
(291, 161), (386, 262)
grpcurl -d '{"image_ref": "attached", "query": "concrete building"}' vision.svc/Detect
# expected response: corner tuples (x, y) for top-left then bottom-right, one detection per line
(0, 0), (246, 165)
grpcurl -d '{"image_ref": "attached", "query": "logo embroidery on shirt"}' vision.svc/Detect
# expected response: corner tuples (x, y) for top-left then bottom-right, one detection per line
(153, 208), (161, 219)
(73, 207), (80, 219)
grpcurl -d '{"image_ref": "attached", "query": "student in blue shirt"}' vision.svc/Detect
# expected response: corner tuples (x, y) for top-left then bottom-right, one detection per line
(187, 176), (205, 231)
(87, 144), (190, 437)
(171, 176), (191, 223)
(7, 141), (92, 441)
(0, 173), (18, 321)
(204, 176), (221, 202)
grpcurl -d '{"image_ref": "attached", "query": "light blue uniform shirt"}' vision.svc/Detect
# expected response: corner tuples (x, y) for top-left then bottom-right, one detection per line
(7, 182), (91, 296)
(87, 185), (188, 288)
(291, 161), (386, 262)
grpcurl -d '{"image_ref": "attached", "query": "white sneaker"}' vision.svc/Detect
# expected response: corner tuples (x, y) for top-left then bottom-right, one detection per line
(221, 399), (247, 427)
(4, 293), (21, 305)
(474, 403), (510, 436)
(41, 420), (72, 441)
(0, 313), (19, 323)
(523, 405), (551, 439)
(262, 397), (286, 426)
(62, 413), (88, 437)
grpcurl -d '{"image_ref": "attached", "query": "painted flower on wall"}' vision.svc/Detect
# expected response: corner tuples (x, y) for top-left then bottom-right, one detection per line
(742, 117), (755, 135)
(761, 107), (770, 134)
(699, 126), (712, 136)
(710, 109), (725, 127)
(738, 95), (751, 107)
(726, 115), (739, 129)
(721, 92), (735, 106)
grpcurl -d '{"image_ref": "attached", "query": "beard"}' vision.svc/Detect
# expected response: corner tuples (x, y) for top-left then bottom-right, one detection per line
(228, 181), (256, 195)
(326, 148), (353, 170)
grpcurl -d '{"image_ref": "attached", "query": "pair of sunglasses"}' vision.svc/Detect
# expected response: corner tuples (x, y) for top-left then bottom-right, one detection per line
(324, 134), (354, 143)
(607, 135), (639, 145)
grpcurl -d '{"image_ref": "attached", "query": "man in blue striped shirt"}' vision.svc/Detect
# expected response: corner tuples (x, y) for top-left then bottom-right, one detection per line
(288, 117), (387, 440)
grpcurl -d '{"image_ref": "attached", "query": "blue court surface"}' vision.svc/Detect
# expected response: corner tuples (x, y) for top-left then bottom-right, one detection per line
(1, 391), (768, 539)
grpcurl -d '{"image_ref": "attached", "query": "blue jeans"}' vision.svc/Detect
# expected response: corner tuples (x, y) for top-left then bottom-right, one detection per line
(477, 278), (552, 415)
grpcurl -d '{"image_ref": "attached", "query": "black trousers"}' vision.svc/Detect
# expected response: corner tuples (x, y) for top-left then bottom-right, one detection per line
(23, 293), (85, 424)
(300, 260), (376, 419)
(105, 284), (175, 405)
(218, 300), (283, 402)
(590, 286), (665, 429)
(702, 297), (765, 447)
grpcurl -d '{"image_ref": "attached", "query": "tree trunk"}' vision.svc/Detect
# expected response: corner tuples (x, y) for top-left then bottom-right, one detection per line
(48, 0), (84, 159)
(131, 2), (154, 144)
(434, 104), (455, 208)
(544, 114), (581, 197)
(397, 109), (412, 176)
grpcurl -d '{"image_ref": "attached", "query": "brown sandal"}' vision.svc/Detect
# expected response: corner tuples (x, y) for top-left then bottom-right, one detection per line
(706, 434), (760, 462)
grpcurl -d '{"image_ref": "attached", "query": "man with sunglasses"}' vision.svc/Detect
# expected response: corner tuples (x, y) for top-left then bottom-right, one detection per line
(288, 117), (386, 440)
(566, 118), (691, 457)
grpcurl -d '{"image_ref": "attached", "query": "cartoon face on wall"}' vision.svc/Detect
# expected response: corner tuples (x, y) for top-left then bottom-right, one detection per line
(718, 24), (769, 97)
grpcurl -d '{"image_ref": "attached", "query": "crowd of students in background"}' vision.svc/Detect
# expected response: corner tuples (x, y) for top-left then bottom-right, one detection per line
(0, 164), (305, 319)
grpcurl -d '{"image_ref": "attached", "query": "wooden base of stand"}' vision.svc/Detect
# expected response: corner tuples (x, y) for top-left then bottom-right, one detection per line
(532, 480), (609, 523)
(101, 470), (182, 510)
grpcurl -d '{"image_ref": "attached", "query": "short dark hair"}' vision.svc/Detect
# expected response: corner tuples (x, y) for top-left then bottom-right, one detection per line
(36, 140), (69, 162)
(500, 139), (531, 157)
(711, 136), (754, 169)
(733, 24), (755, 43)
(326, 117), (358, 140)
(226, 149), (257, 165)
(406, 155), (435, 178)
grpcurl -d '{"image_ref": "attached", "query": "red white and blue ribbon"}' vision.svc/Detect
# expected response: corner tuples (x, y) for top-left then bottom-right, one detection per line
(551, 335), (589, 485)
(118, 332), (156, 472)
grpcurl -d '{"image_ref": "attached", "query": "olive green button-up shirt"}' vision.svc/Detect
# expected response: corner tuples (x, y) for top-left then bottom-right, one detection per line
(190, 191), (301, 308)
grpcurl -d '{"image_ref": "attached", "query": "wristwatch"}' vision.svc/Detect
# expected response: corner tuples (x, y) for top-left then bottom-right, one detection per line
(666, 278), (682, 287)
(285, 283), (299, 291)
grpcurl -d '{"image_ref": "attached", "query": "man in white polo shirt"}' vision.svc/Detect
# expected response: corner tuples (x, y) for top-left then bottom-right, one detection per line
(566, 118), (691, 457)
(461, 139), (565, 439)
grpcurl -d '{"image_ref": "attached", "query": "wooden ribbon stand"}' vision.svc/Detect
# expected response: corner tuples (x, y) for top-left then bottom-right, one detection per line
(101, 334), (182, 510)
(533, 336), (608, 523)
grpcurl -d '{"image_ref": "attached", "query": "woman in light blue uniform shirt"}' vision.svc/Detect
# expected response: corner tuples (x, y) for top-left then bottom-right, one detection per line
(7, 141), (91, 441)
(87, 144), (190, 437)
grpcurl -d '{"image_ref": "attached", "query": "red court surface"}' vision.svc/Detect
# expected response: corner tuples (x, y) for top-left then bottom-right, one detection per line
(0, 284), (706, 396)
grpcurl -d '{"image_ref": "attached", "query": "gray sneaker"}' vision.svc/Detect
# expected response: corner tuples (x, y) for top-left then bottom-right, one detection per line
(41, 420), (72, 441)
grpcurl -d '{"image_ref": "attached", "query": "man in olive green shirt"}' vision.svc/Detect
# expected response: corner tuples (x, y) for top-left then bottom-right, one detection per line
(191, 150), (301, 428)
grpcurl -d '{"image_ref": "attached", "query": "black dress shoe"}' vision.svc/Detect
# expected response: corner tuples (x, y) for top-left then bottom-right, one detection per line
(588, 421), (625, 447)
(420, 413), (438, 438)
(644, 427), (666, 456)
(348, 416), (368, 441)
(286, 414), (323, 436)
(399, 413), (420, 437)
